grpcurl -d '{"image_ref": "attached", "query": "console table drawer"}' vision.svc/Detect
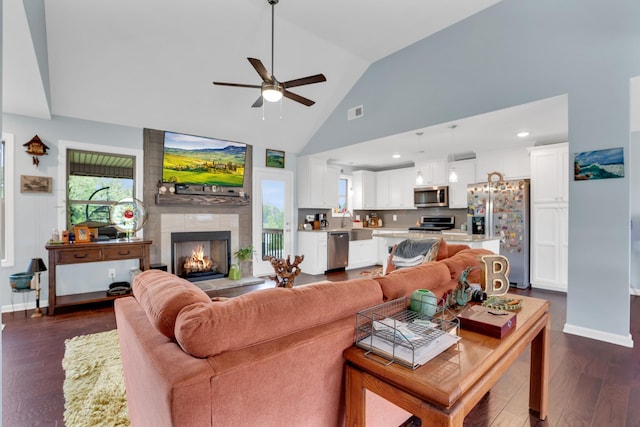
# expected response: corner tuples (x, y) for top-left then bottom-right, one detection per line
(56, 249), (103, 264)
(103, 245), (145, 260)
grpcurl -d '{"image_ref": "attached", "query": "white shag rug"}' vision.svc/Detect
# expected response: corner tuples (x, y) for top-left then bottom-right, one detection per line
(62, 329), (130, 427)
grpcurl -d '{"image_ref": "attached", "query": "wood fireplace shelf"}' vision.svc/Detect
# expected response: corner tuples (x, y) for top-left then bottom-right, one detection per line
(155, 193), (251, 206)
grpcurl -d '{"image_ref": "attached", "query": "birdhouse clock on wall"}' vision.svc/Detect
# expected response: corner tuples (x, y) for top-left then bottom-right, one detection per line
(23, 135), (49, 167)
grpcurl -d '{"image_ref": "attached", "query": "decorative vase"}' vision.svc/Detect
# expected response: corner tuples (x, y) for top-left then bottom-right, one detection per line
(229, 264), (241, 280)
(410, 289), (437, 317)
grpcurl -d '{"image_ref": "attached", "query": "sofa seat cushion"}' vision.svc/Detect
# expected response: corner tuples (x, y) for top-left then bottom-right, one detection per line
(375, 261), (453, 301)
(174, 278), (383, 358)
(132, 270), (212, 339)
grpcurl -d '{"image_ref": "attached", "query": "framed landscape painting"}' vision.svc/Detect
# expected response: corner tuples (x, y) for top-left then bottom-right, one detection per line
(266, 149), (285, 168)
(574, 147), (624, 181)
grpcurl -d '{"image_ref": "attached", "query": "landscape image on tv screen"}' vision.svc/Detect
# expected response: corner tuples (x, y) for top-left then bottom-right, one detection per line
(162, 131), (247, 187)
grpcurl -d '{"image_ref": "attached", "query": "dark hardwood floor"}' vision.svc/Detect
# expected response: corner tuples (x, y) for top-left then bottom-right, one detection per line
(3, 269), (639, 426)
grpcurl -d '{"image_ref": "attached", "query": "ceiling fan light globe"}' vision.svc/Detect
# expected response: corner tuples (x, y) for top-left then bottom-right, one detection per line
(262, 87), (283, 102)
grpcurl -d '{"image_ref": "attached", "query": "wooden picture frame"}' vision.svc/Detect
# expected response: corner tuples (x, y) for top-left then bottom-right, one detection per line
(20, 175), (52, 193)
(73, 226), (92, 243)
(266, 149), (285, 168)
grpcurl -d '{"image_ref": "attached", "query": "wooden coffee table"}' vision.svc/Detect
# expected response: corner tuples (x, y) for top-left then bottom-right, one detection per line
(343, 294), (550, 426)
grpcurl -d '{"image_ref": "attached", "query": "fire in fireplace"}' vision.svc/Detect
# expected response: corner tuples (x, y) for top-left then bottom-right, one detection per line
(171, 231), (231, 281)
(183, 244), (216, 275)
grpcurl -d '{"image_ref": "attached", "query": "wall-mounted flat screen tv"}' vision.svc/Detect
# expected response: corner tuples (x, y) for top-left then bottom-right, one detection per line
(162, 131), (247, 188)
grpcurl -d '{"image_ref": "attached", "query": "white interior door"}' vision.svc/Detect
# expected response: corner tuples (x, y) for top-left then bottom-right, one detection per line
(252, 168), (294, 276)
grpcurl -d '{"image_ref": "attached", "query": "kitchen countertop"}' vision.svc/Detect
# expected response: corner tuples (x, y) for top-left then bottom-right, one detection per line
(374, 232), (501, 242)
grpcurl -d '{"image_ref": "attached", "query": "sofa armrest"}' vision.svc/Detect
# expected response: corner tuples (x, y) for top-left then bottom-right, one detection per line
(115, 297), (215, 427)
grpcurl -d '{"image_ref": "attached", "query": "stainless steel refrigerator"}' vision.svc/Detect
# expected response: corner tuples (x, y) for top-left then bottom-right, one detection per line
(467, 179), (530, 289)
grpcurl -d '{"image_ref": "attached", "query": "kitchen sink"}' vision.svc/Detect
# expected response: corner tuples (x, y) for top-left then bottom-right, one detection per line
(349, 228), (373, 241)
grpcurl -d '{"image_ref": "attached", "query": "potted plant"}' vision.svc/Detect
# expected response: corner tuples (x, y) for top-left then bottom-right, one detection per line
(233, 245), (256, 278)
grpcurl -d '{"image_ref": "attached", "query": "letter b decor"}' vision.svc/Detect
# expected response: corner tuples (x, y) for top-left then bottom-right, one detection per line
(480, 254), (510, 296)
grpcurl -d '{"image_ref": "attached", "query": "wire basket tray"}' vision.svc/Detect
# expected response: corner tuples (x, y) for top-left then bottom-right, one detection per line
(355, 297), (460, 369)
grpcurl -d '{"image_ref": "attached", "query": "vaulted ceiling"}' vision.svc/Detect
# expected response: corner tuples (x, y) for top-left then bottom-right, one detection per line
(3, 0), (502, 156)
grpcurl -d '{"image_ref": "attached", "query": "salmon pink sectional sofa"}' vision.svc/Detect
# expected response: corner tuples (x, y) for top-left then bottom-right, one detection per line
(114, 241), (491, 427)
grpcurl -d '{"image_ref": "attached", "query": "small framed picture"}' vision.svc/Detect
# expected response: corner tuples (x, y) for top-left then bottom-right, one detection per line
(20, 175), (52, 193)
(266, 149), (285, 168)
(73, 226), (92, 243)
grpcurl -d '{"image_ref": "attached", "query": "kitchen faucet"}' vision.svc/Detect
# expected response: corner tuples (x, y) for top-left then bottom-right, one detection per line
(341, 210), (353, 229)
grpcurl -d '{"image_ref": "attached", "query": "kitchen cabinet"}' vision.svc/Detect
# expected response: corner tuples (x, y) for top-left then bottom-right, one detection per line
(447, 159), (475, 209)
(529, 143), (569, 203)
(529, 143), (568, 292)
(352, 170), (376, 210)
(297, 231), (328, 275)
(347, 239), (377, 270)
(475, 147), (530, 183)
(375, 168), (415, 209)
(372, 229), (402, 265)
(297, 157), (340, 209)
(415, 159), (447, 187)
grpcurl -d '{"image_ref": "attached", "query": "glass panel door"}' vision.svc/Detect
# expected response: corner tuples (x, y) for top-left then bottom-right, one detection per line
(252, 168), (293, 276)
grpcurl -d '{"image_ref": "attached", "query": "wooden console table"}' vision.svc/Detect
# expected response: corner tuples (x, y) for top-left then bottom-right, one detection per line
(344, 294), (550, 426)
(45, 240), (152, 315)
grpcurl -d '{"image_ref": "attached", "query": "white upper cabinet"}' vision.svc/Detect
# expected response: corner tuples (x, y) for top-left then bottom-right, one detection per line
(447, 159), (475, 209)
(415, 159), (447, 187)
(352, 170), (376, 210)
(475, 147), (530, 183)
(297, 156), (340, 209)
(529, 143), (569, 203)
(375, 168), (415, 209)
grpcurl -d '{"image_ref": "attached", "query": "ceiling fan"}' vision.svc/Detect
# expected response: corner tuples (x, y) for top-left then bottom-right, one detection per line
(213, 0), (326, 107)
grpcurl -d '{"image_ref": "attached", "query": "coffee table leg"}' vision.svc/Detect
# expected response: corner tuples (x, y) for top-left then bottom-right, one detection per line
(529, 313), (550, 419)
(346, 364), (367, 426)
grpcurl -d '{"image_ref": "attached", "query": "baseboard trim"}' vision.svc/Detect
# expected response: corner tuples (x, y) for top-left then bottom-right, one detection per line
(563, 322), (634, 348)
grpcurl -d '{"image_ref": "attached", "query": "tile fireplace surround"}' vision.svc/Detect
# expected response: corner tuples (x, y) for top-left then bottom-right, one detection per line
(160, 213), (240, 274)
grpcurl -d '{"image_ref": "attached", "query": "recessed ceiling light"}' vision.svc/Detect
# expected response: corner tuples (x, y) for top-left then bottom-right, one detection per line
(392, 154), (401, 159)
(517, 131), (530, 138)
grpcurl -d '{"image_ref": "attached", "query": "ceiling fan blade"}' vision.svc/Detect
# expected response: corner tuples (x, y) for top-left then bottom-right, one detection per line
(283, 90), (315, 107)
(248, 58), (273, 83)
(251, 96), (264, 108)
(282, 74), (327, 89)
(213, 82), (261, 89)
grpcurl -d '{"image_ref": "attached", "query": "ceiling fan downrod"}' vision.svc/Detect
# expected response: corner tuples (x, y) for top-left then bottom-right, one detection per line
(269, 0), (278, 80)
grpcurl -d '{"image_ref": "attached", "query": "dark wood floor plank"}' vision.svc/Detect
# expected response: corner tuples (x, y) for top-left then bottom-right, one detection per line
(556, 373), (602, 426)
(591, 383), (630, 427)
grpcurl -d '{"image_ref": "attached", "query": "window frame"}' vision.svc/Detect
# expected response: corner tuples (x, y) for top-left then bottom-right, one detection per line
(1, 132), (15, 267)
(57, 139), (144, 234)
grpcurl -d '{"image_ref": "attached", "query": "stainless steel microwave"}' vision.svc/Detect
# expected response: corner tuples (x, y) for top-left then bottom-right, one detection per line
(414, 186), (449, 208)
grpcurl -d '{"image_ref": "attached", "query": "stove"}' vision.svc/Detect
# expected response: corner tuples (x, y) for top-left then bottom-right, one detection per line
(408, 216), (455, 233)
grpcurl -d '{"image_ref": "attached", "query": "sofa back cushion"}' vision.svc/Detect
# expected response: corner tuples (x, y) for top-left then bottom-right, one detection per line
(375, 261), (453, 300)
(174, 278), (382, 358)
(132, 270), (211, 339)
(440, 248), (494, 283)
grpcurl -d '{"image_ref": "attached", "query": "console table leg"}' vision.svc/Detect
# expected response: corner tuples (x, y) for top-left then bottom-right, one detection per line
(529, 313), (550, 419)
(346, 364), (367, 426)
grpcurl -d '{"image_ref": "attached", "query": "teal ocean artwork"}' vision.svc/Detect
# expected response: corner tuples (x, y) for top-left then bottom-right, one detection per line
(574, 147), (624, 181)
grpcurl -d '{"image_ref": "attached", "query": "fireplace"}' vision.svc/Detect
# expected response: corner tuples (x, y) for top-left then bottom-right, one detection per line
(171, 231), (231, 282)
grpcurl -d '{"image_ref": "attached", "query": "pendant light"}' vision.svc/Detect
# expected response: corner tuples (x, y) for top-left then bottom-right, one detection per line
(415, 132), (424, 185)
(448, 124), (458, 183)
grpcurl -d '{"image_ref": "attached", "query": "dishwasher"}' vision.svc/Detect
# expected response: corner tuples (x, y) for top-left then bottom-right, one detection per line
(327, 231), (349, 271)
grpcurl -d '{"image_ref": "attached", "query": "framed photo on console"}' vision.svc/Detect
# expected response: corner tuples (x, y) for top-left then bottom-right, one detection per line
(73, 226), (92, 243)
